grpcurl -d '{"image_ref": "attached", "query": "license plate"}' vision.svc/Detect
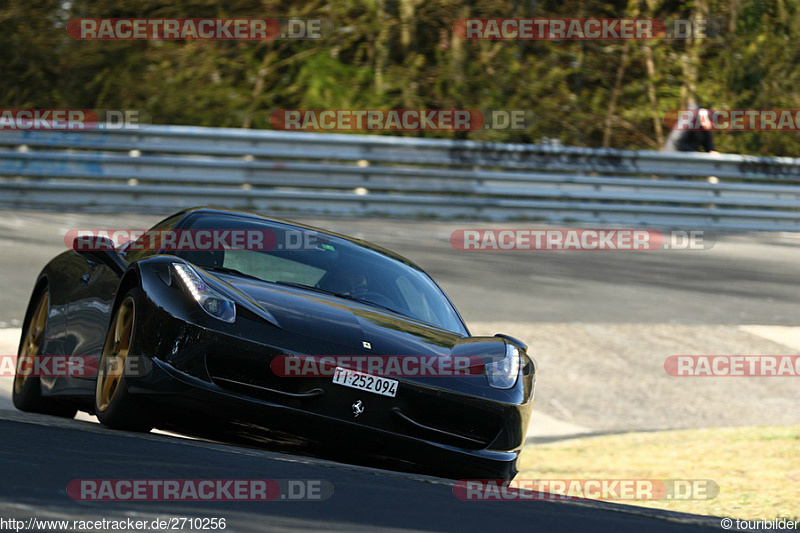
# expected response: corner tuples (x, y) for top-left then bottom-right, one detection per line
(332, 367), (398, 397)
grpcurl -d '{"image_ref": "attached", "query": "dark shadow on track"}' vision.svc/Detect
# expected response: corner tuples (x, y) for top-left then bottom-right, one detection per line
(0, 413), (722, 532)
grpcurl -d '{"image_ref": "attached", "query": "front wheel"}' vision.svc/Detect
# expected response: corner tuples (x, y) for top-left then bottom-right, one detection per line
(94, 289), (153, 432)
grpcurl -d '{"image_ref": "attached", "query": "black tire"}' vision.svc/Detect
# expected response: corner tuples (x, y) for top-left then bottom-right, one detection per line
(13, 287), (78, 418)
(94, 288), (153, 432)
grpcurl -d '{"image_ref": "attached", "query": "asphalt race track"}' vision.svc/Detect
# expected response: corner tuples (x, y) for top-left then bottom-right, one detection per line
(1, 211), (797, 531)
(0, 412), (720, 532)
(0, 212), (798, 326)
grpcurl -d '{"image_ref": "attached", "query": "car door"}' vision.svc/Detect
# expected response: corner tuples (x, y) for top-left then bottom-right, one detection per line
(49, 252), (125, 396)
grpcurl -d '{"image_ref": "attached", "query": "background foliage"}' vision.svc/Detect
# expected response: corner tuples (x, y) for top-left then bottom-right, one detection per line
(2, 0), (799, 155)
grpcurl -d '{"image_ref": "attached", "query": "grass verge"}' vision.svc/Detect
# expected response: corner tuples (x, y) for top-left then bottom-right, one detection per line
(517, 425), (799, 520)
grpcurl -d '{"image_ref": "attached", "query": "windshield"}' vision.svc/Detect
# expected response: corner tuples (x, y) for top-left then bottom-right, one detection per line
(170, 213), (467, 335)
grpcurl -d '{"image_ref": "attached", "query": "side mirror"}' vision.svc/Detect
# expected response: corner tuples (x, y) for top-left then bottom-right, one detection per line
(72, 236), (126, 275)
(493, 333), (527, 352)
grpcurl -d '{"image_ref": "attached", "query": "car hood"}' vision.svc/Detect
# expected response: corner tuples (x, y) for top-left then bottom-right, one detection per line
(219, 277), (505, 358)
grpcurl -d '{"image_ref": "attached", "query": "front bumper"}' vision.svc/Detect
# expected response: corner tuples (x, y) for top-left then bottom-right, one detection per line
(129, 356), (530, 479)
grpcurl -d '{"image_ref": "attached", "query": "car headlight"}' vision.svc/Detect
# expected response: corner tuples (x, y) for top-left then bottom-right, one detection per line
(172, 263), (236, 323)
(485, 344), (520, 389)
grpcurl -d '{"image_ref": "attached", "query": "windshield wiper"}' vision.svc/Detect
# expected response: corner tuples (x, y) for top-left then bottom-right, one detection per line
(273, 280), (344, 297)
(345, 296), (404, 316)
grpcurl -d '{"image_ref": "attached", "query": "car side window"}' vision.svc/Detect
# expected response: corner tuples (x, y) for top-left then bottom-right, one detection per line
(123, 214), (183, 262)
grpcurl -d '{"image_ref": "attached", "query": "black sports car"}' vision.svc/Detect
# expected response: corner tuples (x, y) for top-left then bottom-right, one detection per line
(13, 208), (535, 479)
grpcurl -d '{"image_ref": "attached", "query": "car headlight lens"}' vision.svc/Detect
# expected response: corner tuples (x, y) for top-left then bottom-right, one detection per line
(173, 263), (236, 323)
(485, 344), (520, 389)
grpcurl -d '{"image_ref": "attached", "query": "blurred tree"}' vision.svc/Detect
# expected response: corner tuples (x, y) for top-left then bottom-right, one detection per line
(2, 0), (800, 155)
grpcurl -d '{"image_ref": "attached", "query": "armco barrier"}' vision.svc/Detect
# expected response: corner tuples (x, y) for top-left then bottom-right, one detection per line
(0, 125), (798, 231)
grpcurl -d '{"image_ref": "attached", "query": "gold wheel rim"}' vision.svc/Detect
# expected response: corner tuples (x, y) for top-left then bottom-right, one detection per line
(14, 291), (49, 394)
(96, 296), (135, 412)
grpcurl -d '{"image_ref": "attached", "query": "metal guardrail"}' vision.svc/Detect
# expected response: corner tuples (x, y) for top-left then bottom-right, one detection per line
(0, 125), (798, 231)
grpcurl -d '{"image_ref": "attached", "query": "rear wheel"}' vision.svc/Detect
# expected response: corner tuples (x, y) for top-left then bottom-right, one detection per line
(13, 288), (78, 418)
(94, 289), (153, 432)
